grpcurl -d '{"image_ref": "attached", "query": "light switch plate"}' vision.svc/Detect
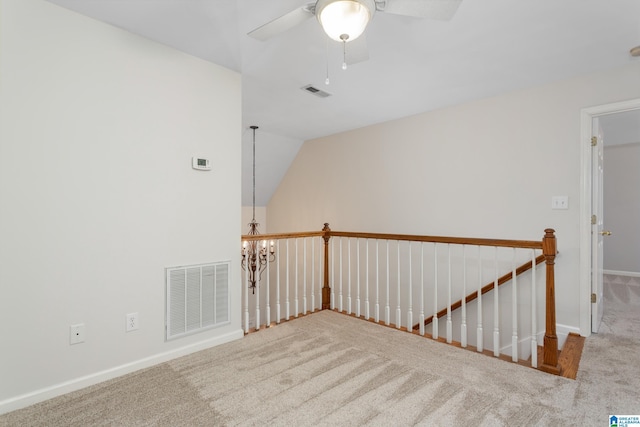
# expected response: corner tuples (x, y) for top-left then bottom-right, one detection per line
(551, 196), (569, 210)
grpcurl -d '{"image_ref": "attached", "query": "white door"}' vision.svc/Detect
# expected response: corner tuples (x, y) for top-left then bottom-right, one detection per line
(591, 118), (605, 333)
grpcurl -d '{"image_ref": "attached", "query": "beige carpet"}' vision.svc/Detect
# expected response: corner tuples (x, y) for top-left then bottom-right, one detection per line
(2, 276), (639, 426)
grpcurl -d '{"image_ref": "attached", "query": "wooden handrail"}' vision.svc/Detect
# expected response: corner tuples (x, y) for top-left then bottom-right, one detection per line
(243, 229), (543, 250)
(328, 231), (542, 250)
(241, 230), (324, 241)
(412, 254), (547, 330)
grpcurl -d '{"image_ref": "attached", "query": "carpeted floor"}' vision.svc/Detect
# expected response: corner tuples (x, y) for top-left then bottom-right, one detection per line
(2, 275), (639, 426)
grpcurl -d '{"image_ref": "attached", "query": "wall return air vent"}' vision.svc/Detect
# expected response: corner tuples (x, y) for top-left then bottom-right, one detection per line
(165, 261), (230, 341)
(301, 84), (332, 98)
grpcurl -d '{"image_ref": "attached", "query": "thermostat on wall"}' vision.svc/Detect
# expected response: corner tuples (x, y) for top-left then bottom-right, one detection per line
(192, 157), (211, 171)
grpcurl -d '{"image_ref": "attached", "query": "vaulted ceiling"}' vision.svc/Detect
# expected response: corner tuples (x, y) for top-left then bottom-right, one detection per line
(46, 0), (640, 205)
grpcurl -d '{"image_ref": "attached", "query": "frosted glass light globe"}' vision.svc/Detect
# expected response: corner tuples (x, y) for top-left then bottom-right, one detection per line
(316, 0), (374, 42)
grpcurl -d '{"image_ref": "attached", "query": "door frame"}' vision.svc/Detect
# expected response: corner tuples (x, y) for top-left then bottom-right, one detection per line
(579, 98), (640, 336)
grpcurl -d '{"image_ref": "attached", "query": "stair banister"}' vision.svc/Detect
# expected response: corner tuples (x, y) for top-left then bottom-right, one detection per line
(242, 224), (562, 376)
(540, 228), (561, 374)
(322, 223), (331, 309)
(415, 253), (546, 329)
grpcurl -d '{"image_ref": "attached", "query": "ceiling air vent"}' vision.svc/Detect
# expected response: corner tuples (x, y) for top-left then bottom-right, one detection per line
(301, 84), (331, 98)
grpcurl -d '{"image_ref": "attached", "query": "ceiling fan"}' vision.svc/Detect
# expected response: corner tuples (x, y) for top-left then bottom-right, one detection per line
(248, 0), (463, 44)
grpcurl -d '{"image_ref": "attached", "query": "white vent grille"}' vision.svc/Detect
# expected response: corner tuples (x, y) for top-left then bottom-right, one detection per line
(166, 261), (230, 340)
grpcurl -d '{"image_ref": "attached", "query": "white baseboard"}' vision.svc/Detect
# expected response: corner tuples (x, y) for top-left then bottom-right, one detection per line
(0, 328), (244, 416)
(603, 270), (640, 278)
(499, 323), (581, 360)
(536, 323), (581, 349)
(559, 323), (582, 347)
(499, 335), (538, 360)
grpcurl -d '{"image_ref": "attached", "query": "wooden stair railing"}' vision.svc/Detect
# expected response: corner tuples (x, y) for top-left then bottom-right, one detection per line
(242, 224), (561, 375)
(411, 253), (547, 331)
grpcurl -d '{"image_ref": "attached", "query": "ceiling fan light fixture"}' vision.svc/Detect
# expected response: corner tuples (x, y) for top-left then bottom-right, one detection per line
(316, 0), (375, 42)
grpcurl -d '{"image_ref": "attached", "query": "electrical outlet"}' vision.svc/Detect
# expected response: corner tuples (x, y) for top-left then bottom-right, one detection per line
(69, 324), (85, 345)
(126, 312), (139, 332)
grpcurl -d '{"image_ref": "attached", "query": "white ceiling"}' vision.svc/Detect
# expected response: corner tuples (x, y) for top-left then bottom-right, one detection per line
(45, 0), (640, 205)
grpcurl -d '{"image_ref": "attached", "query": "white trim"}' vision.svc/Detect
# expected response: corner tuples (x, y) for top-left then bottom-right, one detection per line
(499, 335), (537, 360)
(540, 323), (582, 346)
(603, 270), (640, 278)
(579, 98), (640, 338)
(499, 324), (581, 358)
(0, 329), (244, 415)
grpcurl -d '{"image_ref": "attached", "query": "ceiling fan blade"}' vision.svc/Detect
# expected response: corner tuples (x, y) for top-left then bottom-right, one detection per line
(346, 35), (369, 65)
(247, 6), (315, 41)
(380, 0), (462, 20)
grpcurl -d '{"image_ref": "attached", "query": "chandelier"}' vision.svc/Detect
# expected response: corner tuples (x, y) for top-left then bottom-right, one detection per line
(241, 125), (275, 294)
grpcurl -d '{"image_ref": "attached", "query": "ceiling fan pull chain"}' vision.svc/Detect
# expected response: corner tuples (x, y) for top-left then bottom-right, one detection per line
(325, 38), (331, 84)
(342, 39), (348, 70)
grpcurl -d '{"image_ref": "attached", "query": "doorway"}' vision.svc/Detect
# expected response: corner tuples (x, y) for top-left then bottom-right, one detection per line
(600, 110), (640, 278)
(580, 99), (640, 337)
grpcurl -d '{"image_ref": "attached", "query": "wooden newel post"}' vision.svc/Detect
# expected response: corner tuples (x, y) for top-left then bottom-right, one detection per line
(540, 228), (561, 375)
(322, 223), (331, 310)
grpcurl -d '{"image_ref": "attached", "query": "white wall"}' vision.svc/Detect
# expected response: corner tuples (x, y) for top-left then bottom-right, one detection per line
(604, 142), (640, 274)
(268, 61), (640, 335)
(0, 0), (242, 412)
(242, 206), (268, 233)
(241, 129), (304, 207)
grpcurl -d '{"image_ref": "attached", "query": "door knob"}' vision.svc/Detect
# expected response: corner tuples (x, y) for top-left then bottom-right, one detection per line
(600, 230), (612, 236)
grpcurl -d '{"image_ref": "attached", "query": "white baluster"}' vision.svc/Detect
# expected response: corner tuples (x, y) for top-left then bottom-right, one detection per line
(396, 241), (401, 329)
(317, 237), (322, 310)
(339, 237), (343, 312)
(347, 238), (352, 315)
(356, 239), (361, 318)
(433, 244), (438, 339)
(311, 237), (315, 312)
(295, 239), (299, 317)
(331, 237), (335, 310)
(286, 239), (290, 320)
(419, 242), (425, 336)
(375, 240), (380, 323)
(320, 238), (324, 311)
(512, 247), (518, 362)
(461, 245), (467, 347)
(385, 240), (390, 325)
(365, 239), (370, 320)
(244, 259), (249, 334)
(256, 243), (261, 331)
(303, 237), (307, 316)
(446, 244), (452, 344)
(276, 240), (281, 324)
(531, 249), (538, 368)
(477, 246), (483, 352)
(407, 242), (413, 333)
(266, 241), (271, 328)
(493, 247), (500, 357)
